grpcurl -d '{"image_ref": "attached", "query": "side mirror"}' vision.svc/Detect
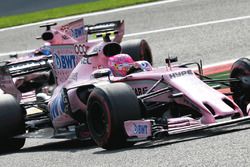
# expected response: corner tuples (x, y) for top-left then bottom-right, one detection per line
(165, 56), (178, 64)
(92, 69), (111, 79)
(41, 32), (54, 41)
(40, 22), (57, 31)
(37, 22), (57, 41)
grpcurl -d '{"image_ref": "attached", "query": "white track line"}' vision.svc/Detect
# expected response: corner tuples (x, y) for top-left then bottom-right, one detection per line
(0, 0), (182, 32)
(125, 15), (250, 37)
(2, 14), (250, 57)
(202, 55), (250, 69)
(0, 49), (34, 57)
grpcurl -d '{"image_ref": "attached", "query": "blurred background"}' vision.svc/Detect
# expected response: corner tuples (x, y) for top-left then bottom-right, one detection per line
(0, 0), (96, 16)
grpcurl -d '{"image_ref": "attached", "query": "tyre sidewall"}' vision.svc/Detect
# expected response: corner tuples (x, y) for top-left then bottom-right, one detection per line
(121, 39), (153, 64)
(230, 58), (250, 114)
(87, 83), (141, 149)
(87, 88), (113, 147)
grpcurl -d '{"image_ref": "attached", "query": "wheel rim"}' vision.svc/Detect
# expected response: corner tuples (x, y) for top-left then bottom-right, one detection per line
(90, 101), (108, 137)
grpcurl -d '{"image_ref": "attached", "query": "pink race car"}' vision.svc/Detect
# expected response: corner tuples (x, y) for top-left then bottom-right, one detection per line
(0, 18), (152, 152)
(0, 18), (249, 152)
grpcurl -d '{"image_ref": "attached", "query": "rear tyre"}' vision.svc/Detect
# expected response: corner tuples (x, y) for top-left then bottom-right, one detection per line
(121, 39), (153, 64)
(230, 58), (250, 115)
(87, 83), (141, 150)
(0, 94), (25, 152)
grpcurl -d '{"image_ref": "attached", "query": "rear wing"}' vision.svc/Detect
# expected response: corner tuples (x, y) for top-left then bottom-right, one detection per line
(40, 19), (124, 44)
(85, 20), (124, 43)
(86, 20), (123, 34)
(5, 57), (52, 77)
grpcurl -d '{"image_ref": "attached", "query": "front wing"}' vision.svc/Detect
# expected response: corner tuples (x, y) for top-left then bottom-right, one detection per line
(124, 116), (250, 141)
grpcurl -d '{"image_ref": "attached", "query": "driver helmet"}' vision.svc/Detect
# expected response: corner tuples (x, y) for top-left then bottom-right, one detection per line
(108, 54), (134, 76)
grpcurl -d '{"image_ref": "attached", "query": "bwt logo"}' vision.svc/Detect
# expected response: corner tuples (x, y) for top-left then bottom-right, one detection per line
(133, 124), (148, 135)
(169, 70), (193, 79)
(71, 27), (84, 38)
(54, 54), (76, 69)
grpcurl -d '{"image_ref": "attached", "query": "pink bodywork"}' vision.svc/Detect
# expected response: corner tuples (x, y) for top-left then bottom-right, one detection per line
(122, 67), (246, 138)
(50, 44), (243, 128)
(46, 19), (125, 127)
(0, 19), (245, 136)
(35, 19), (244, 130)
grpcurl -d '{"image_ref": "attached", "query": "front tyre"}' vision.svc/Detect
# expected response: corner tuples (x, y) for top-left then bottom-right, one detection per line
(230, 58), (250, 115)
(87, 83), (141, 150)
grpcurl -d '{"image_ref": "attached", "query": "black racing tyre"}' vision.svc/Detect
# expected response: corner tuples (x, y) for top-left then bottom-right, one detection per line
(121, 39), (153, 65)
(0, 94), (25, 152)
(87, 83), (141, 150)
(230, 58), (250, 115)
(0, 138), (25, 153)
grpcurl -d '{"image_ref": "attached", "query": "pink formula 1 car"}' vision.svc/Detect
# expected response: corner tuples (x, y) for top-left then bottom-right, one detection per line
(0, 18), (152, 152)
(0, 19), (249, 152)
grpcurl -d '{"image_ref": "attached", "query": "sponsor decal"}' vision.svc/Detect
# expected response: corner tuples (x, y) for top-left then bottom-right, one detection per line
(58, 19), (86, 42)
(81, 57), (91, 64)
(169, 70), (193, 79)
(62, 89), (71, 114)
(133, 124), (148, 135)
(125, 120), (152, 138)
(74, 44), (87, 55)
(62, 35), (70, 40)
(133, 87), (148, 95)
(71, 26), (85, 39)
(54, 53), (77, 69)
(50, 90), (71, 120)
(50, 93), (64, 120)
(60, 25), (69, 32)
(93, 65), (104, 70)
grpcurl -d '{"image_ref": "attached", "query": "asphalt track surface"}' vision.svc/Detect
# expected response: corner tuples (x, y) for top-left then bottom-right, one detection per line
(0, 0), (96, 16)
(1, 0), (250, 166)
